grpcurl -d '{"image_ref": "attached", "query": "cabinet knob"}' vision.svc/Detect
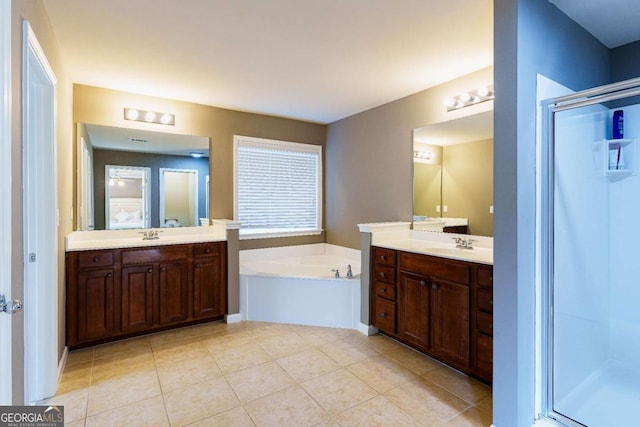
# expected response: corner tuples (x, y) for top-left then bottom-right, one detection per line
(380, 312), (386, 319)
(161, 266), (166, 272)
(490, 300), (493, 306)
(489, 323), (493, 329)
(431, 283), (437, 289)
(380, 272), (385, 278)
(147, 268), (153, 273)
(420, 281), (426, 286)
(381, 255), (386, 261)
(205, 248), (210, 254)
(106, 272), (112, 278)
(195, 263), (200, 269)
(380, 288), (386, 293)
(93, 257), (99, 263)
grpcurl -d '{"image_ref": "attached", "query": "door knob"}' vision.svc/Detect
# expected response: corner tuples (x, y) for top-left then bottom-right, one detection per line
(0, 294), (23, 315)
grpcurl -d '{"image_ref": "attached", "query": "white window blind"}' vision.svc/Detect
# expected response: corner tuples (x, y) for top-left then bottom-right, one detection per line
(234, 135), (322, 237)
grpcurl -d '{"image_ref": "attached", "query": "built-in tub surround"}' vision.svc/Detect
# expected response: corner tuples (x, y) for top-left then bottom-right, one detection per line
(239, 244), (361, 329)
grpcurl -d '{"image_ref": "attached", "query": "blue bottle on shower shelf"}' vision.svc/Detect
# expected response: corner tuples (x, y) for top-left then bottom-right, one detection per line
(613, 110), (624, 139)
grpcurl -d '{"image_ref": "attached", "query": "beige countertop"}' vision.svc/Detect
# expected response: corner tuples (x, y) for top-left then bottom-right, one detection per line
(65, 226), (228, 251)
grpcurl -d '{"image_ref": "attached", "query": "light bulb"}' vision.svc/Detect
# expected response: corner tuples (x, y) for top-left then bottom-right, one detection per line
(445, 97), (455, 108)
(460, 92), (472, 103)
(477, 86), (490, 97)
(144, 111), (156, 122)
(160, 114), (173, 125)
(125, 109), (139, 121)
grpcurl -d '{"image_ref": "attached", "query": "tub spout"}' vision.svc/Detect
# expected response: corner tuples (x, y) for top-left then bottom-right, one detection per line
(331, 268), (340, 279)
(346, 264), (353, 279)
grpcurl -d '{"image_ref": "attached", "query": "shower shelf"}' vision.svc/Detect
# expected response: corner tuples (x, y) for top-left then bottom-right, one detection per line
(603, 138), (636, 179)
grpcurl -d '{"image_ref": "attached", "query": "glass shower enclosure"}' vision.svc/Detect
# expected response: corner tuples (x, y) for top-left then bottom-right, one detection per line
(541, 78), (640, 426)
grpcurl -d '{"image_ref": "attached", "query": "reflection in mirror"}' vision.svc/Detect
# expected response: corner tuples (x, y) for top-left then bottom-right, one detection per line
(413, 110), (494, 236)
(77, 123), (210, 230)
(105, 165), (151, 229)
(159, 168), (199, 227)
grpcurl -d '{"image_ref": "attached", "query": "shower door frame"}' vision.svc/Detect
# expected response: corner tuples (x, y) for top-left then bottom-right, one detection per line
(539, 76), (640, 427)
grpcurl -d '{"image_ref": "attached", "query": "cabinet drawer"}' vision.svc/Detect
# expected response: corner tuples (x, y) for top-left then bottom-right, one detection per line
(374, 297), (396, 333)
(476, 333), (493, 381)
(372, 247), (396, 267)
(373, 263), (396, 284)
(476, 312), (493, 336)
(194, 242), (222, 257)
(399, 252), (470, 285)
(477, 266), (493, 288)
(374, 281), (396, 301)
(477, 289), (493, 313)
(77, 251), (114, 268)
(122, 245), (189, 265)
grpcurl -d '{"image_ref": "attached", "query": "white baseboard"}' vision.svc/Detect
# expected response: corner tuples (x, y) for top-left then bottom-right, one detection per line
(358, 323), (379, 336)
(225, 313), (242, 324)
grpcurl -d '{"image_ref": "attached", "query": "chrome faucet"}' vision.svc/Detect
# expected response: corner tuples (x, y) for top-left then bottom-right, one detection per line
(452, 237), (476, 250)
(140, 230), (161, 240)
(331, 268), (340, 279)
(346, 264), (353, 279)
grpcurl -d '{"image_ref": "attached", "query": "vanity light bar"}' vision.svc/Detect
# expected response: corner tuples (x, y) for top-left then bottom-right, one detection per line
(124, 108), (175, 126)
(445, 85), (494, 112)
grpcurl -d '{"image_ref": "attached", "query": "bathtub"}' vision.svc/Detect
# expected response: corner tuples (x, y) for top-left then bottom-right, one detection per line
(239, 243), (361, 329)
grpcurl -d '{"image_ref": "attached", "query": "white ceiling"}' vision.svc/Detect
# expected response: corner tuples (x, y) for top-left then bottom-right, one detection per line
(42, 0), (493, 124)
(413, 110), (493, 147)
(549, 0), (640, 48)
(85, 124), (209, 157)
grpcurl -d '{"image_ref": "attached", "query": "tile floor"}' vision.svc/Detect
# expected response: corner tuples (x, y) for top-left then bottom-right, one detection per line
(44, 321), (492, 426)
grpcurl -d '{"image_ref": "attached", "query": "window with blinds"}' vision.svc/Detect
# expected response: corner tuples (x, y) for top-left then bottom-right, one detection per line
(234, 135), (322, 238)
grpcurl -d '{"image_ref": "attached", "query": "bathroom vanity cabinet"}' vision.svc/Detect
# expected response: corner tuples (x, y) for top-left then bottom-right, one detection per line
(66, 241), (227, 348)
(371, 246), (493, 383)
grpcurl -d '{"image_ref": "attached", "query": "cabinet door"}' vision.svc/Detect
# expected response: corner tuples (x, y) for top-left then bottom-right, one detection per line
(77, 268), (114, 342)
(398, 272), (430, 349)
(193, 256), (225, 319)
(431, 279), (470, 368)
(158, 260), (189, 325)
(121, 265), (154, 333)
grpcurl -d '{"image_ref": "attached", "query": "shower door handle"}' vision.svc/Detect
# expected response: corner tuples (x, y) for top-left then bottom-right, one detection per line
(0, 294), (23, 315)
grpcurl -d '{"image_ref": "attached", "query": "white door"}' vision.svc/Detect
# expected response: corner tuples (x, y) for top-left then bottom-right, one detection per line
(0, 0), (13, 406)
(23, 20), (58, 404)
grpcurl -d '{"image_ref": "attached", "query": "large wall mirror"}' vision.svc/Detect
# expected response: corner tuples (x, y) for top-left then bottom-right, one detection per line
(413, 110), (494, 236)
(77, 123), (210, 230)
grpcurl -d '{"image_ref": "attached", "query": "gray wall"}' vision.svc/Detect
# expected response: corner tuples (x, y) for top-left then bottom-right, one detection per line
(92, 149), (209, 229)
(494, 0), (611, 426)
(611, 41), (640, 82)
(326, 67), (494, 249)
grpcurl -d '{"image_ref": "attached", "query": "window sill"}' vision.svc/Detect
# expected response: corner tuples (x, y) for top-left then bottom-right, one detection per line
(239, 228), (323, 240)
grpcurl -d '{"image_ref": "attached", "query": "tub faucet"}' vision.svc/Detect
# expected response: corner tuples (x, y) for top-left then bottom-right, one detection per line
(331, 268), (340, 279)
(346, 264), (353, 279)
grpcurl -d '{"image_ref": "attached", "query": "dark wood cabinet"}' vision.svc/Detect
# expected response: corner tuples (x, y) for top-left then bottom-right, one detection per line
(370, 246), (492, 383)
(193, 243), (225, 319)
(473, 265), (493, 383)
(430, 278), (469, 368)
(76, 267), (115, 342)
(397, 272), (430, 349)
(158, 260), (189, 325)
(120, 265), (154, 333)
(66, 241), (227, 349)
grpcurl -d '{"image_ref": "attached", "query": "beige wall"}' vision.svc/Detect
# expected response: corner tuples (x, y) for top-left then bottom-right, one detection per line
(325, 67), (494, 248)
(11, 0), (73, 403)
(442, 138), (493, 236)
(73, 84), (327, 249)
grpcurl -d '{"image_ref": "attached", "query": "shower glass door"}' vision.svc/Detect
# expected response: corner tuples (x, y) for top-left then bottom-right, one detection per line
(542, 78), (640, 427)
